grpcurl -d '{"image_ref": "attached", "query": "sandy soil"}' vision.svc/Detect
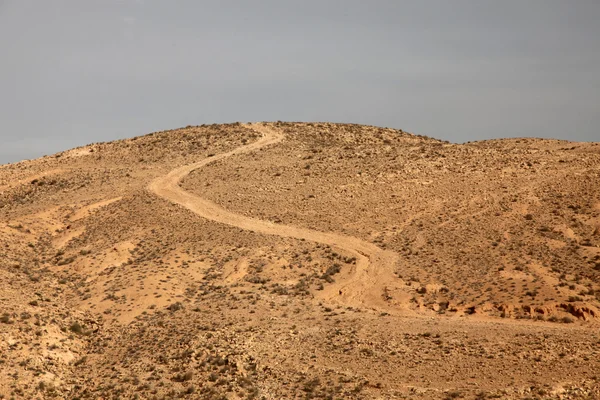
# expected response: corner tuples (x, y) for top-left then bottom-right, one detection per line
(1, 122), (599, 399)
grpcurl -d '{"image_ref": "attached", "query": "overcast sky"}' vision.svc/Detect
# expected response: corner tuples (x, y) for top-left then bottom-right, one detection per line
(1, 1), (599, 164)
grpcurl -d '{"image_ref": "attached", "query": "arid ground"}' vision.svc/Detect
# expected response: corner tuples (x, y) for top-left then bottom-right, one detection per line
(1, 122), (599, 399)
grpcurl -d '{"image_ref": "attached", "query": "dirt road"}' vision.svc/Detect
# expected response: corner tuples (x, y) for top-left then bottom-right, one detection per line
(148, 123), (399, 308)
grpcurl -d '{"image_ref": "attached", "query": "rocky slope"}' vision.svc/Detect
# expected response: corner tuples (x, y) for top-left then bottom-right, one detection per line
(1, 122), (599, 399)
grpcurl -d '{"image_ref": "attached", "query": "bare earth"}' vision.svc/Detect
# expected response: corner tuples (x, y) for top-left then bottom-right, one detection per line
(1, 122), (599, 399)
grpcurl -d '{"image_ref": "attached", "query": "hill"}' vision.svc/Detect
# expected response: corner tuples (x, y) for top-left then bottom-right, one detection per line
(1, 122), (599, 399)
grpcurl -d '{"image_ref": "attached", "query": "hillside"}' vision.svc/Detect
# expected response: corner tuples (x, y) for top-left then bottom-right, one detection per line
(1, 122), (599, 399)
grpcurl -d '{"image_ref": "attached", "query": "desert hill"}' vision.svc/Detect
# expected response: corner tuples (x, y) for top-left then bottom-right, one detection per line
(1, 122), (599, 399)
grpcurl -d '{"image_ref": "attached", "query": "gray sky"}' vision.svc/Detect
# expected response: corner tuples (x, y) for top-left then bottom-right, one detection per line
(1, 1), (599, 164)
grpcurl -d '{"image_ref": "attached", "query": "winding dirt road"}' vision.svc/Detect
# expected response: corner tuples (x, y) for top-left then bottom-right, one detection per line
(148, 123), (399, 308)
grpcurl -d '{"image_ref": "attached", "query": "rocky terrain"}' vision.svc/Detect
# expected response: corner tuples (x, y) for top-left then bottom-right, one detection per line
(1, 122), (599, 399)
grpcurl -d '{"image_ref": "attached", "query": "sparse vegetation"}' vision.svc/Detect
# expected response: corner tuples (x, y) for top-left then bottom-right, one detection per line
(0, 122), (599, 398)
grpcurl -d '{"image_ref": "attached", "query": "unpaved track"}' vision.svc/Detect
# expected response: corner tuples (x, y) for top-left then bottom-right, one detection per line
(148, 123), (399, 308)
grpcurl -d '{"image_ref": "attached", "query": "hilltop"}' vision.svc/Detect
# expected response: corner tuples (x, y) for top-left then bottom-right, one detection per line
(1, 122), (599, 399)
